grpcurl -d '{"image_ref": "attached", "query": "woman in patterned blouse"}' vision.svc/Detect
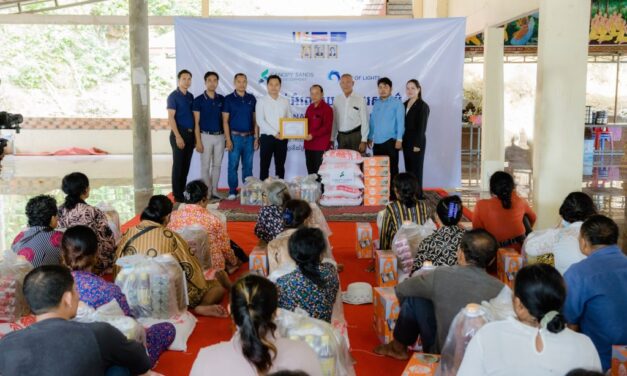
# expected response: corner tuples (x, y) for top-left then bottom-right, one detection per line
(412, 195), (466, 273)
(57, 172), (116, 275)
(61, 225), (175, 366)
(116, 195), (228, 317)
(168, 180), (241, 274)
(379, 173), (432, 250)
(12, 195), (64, 267)
(254, 181), (291, 244)
(276, 227), (339, 322)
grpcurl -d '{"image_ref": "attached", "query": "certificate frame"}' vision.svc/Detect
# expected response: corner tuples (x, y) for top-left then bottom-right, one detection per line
(279, 118), (308, 139)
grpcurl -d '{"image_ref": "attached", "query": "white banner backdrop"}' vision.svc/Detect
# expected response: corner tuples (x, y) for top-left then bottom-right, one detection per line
(175, 17), (464, 189)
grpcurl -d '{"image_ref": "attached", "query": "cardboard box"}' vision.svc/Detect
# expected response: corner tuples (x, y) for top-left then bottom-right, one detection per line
(364, 156), (390, 167)
(373, 287), (400, 344)
(364, 194), (390, 207)
(612, 345), (627, 376)
(365, 186), (391, 196)
(375, 250), (398, 287)
(364, 176), (391, 188)
(364, 165), (390, 177)
(356, 222), (374, 259)
(249, 247), (269, 276)
(401, 353), (441, 376)
(497, 248), (523, 289)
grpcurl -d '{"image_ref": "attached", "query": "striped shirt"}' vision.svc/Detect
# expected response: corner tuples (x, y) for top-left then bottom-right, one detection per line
(11, 226), (64, 267)
(379, 200), (431, 250)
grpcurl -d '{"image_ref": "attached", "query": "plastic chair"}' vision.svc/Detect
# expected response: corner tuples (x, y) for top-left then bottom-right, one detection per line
(593, 127), (614, 154)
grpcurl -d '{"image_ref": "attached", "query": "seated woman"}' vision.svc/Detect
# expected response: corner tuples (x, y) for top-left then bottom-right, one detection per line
(412, 195), (465, 273)
(12, 195), (64, 267)
(276, 227), (339, 323)
(168, 180), (241, 274)
(115, 195), (227, 317)
(268, 199), (312, 273)
(190, 274), (323, 376)
(472, 171), (536, 251)
(457, 264), (601, 375)
(379, 173), (432, 251)
(57, 172), (116, 274)
(524, 192), (596, 274)
(61, 225), (175, 367)
(254, 181), (291, 244)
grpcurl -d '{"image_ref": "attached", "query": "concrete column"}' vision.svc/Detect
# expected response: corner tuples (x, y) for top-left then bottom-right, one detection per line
(412, 0), (423, 18)
(480, 26), (505, 191)
(129, 0), (153, 214)
(201, 0), (210, 17)
(422, 0), (447, 18)
(532, 0), (591, 229)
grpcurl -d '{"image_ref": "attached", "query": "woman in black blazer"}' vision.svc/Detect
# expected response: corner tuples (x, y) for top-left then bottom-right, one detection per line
(403, 79), (430, 198)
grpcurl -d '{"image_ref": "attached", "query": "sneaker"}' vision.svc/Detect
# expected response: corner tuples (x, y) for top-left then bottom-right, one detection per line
(226, 194), (237, 200)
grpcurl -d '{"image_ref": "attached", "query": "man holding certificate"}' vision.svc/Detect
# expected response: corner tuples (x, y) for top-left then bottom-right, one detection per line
(256, 74), (292, 181)
(304, 84), (333, 175)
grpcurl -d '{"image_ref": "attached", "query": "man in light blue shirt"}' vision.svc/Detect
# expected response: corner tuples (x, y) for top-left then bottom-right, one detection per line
(563, 215), (627, 372)
(368, 77), (405, 183)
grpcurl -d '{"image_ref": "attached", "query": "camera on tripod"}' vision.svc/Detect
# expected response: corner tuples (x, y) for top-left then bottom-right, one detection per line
(0, 112), (22, 133)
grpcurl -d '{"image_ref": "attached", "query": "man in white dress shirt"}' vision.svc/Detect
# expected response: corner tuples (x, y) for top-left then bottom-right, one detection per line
(331, 73), (369, 153)
(256, 74), (293, 181)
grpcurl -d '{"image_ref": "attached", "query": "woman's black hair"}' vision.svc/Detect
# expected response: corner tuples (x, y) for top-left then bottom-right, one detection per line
(288, 227), (326, 286)
(282, 199), (312, 229)
(407, 79), (422, 101)
(559, 192), (597, 224)
(580, 214), (619, 246)
(61, 225), (98, 271)
(184, 180), (209, 204)
(393, 173), (419, 208)
(436, 195), (463, 226)
(25, 195), (58, 227)
(489, 171), (515, 209)
(140, 195), (174, 224)
(61, 172), (89, 211)
(514, 264), (566, 334)
(230, 274), (278, 374)
(565, 370), (604, 376)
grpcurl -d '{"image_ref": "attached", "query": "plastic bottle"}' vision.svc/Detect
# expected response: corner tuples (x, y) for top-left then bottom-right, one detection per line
(137, 272), (152, 316)
(319, 335), (336, 376)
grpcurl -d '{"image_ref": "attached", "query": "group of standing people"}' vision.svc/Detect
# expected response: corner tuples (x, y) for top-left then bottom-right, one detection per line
(167, 70), (430, 202)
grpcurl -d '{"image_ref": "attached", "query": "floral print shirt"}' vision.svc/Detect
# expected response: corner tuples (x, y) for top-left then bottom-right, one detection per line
(254, 205), (284, 243)
(168, 204), (237, 271)
(11, 227), (64, 267)
(72, 270), (133, 316)
(412, 225), (466, 273)
(276, 263), (339, 323)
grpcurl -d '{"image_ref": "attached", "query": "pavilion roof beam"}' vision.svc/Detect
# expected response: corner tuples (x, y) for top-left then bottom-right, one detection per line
(448, 0), (539, 36)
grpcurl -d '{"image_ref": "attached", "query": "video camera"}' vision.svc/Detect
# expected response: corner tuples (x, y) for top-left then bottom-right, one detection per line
(0, 112), (22, 133)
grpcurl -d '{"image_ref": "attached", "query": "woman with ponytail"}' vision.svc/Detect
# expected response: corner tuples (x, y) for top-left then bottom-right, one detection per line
(472, 171), (536, 251)
(412, 195), (465, 272)
(190, 274), (323, 376)
(115, 195), (227, 317)
(57, 172), (116, 274)
(276, 227), (339, 322)
(379, 172), (432, 250)
(457, 264), (601, 375)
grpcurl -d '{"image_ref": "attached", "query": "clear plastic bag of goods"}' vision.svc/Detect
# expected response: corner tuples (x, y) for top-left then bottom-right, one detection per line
(436, 303), (493, 376)
(480, 286), (515, 321)
(322, 178), (365, 190)
(75, 300), (146, 344)
(275, 308), (356, 376)
(323, 149), (364, 164)
(319, 162), (363, 178)
(324, 185), (362, 199)
(0, 252), (33, 322)
(410, 261), (437, 277)
(300, 174), (322, 203)
(206, 203), (227, 225)
(97, 202), (121, 244)
(176, 225), (211, 269)
(115, 254), (189, 319)
(391, 221), (436, 273)
(307, 203), (332, 238)
(240, 177), (265, 205)
(320, 195), (363, 207)
(522, 228), (560, 259)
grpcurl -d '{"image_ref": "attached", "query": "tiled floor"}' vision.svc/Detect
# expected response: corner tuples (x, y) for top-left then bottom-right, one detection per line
(0, 153), (624, 250)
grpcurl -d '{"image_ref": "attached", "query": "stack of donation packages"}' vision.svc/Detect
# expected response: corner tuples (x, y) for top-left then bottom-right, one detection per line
(319, 149), (364, 207)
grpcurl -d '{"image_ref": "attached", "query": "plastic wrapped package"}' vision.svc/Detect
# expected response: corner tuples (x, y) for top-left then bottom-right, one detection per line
(287, 180), (302, 200)
(275, 308), (356, 376)
(115, 254), (188, 319)
(320, 195), (363, 207)
(97, 202), (121, 244)
(0, 252), (33, 322)
(393, 220), (437, 258)
(300, 174), (322, 203)
(522, 228), (560, 259)
(324, 185), (362, 199)
(319, 162), (363, 178)
(75, 300), (146, 344)
(323, 149), (364, 164)
(480, 286), (515, 321)
(206, 203), (227, 225)
(240, 177), (265, 206)
(177, 225), (211, 269)
(436, 304), (493, 376)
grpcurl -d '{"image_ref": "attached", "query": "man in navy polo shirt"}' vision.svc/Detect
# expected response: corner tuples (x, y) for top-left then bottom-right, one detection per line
(222, 73), (258, 200)
(167, 69), (195, 203)
(193, 71), (225, 199)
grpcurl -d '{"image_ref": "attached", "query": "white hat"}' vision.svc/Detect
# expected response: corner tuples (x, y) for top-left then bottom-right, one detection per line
(342, 282), (373, 305)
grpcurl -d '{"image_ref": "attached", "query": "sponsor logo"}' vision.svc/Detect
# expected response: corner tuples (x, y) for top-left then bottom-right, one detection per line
(327, 71), (380, 82)
(258, 68), (270, 84)
(258, 69), (314, 84)
(328, 70), (341, 81)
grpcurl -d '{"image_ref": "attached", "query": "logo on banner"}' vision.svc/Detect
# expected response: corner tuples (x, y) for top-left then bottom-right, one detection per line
(328, 70), (341, 81)
(258, 68), (314, 83)
(258, 68), (270, 84)
(295, 31), (346, 60)
(327, 70), (380, 82)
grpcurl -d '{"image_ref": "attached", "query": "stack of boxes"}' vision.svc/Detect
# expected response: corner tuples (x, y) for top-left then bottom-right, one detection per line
(363, 156), (391, 206)
(373, 287), (400, 344)
(497, 248), (524, 289)
(355, 222), (374, 259)
(401, 353), (441, 376)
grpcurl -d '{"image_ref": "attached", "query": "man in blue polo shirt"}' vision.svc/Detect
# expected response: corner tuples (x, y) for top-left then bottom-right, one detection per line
(222, 73), (258, 200)
(563, 214), (627, 372)
(367, 77), (405, 186)
(193, 71), (225, 199)
(167, 69), (195, 203)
